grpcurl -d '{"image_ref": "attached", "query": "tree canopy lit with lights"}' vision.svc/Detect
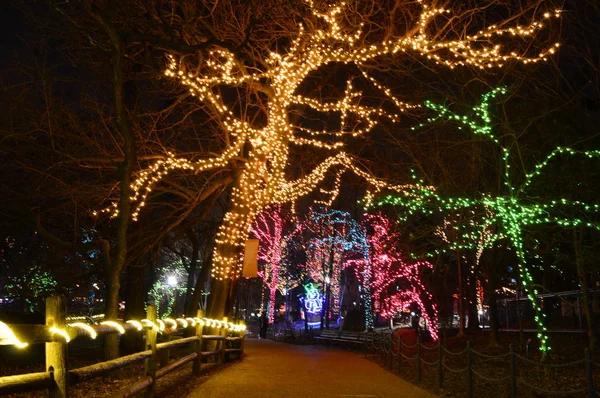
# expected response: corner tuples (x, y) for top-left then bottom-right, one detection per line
(98, 1), (561, 321)
(14, 0), (600, 371)
(301, 208), (365, 321)
(373, 88), (600, 352)
(346, 213), (438, 337)
(250, 205), (286, 324)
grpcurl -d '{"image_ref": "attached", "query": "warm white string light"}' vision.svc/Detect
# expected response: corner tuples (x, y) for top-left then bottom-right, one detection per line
(68, 322), (98, 339)
(176, 318), (188, 328)
(49, 326), (71, 343)
(0, 316), (246, 348)
(126, 320), (143, 331)
(0, 321), (28, 348)
(156, 320), (166, 332)
(100, 321), (125, 335)
(163, 318), (178, 329)
(100, 1), (559, 280)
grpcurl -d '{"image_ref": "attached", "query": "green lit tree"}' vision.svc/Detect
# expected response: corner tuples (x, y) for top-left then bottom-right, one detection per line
(149, 260), (188, 318)
(3, 265), (57, 313)
(374, 88), (600, 354)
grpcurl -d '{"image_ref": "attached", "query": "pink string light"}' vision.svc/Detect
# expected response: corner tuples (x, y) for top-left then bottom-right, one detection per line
(347, 213), (439, 340)
(250, 206), (285, 324)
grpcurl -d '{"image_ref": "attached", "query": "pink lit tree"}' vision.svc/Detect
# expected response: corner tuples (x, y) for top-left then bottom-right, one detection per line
(347, 213), (439, 339)
(249, 205), (286, 324)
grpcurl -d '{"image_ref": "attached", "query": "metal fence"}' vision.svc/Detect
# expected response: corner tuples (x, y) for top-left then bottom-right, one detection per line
(364, 330), (596, 397)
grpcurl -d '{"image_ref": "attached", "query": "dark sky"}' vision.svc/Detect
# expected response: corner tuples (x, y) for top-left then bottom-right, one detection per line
(1, 2), (25, 63)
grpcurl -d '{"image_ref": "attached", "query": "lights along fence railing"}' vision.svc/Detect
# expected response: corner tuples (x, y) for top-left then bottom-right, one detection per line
(0, 296), (246, 397)
(363, 330), (596, 398)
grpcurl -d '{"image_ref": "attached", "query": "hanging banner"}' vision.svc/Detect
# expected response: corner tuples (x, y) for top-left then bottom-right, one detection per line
(242, 239), (259, 278)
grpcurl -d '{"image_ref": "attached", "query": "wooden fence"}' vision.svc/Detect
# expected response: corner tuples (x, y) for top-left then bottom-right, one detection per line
(0, 296), (245, 397)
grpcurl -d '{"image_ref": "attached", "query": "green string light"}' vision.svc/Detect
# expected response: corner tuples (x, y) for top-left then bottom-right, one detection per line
(375, 88), (600, 353)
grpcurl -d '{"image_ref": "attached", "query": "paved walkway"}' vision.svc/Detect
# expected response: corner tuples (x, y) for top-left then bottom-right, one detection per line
(186, 339), (435, 398)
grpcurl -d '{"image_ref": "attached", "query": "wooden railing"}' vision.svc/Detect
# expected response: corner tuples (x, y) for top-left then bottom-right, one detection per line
(0, 296), (245, 397)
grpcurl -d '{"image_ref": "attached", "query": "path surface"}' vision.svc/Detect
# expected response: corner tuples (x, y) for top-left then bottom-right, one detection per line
(186, 339), (435, 398)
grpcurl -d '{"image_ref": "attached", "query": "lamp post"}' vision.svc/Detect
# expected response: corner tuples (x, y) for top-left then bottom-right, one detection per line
(167, 276), (178, 315)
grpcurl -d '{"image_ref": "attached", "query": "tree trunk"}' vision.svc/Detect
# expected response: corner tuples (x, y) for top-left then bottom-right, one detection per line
(183, 232), (200, 314)
(104, 264), (121, 361)
(592, 273), (599, 345)
(325, 241), (334, 330)
(184, 270), (196, 315)
(123, 263), (151, 320)
(228, 275), (240, 315)
(85, 10), (137, 361)
(303, 299), (309, 332)
(466, 268), (480, 330)
(208, 139), (278, 317)
(487, 267), (500, 347)
(121, 263), (149, 353)
(286, 290), (292, 322)
(320, 290), (325, 331)
(362, 255), (374, 330)
(209, 279), (230, 318)
(268, 285), (277, 324)
(338, 276), (346, 325)
(325, 280), (331, 330)
(187, 256), (212, 316)
(456, 251), (465, 336)
(574, 228), (596, 351)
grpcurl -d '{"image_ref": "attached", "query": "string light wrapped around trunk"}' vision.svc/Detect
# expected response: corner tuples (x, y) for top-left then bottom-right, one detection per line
(99, 1), (560, 281)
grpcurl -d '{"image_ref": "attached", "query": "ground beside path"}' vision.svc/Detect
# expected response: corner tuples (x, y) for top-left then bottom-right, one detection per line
(185, 338), (436, 398)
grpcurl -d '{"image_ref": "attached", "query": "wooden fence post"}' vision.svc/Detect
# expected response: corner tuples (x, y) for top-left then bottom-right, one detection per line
(193, 310), (204, 376)
(586, 349), (594, 398)
(467, 341), (472, 398)
(145, 305), (158, 398)
(510, 344), (516, 398)
(46, 296), (68, 398)
(438, 341), (443, 389)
